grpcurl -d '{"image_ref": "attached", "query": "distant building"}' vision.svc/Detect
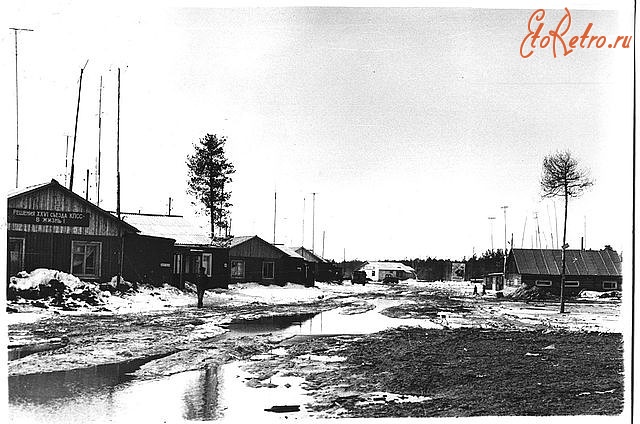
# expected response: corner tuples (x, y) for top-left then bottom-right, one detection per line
(357, 261), (417, 282)
(506, 248), (622, 293)
(291, 246), (341, 282)
(229, 236), (311, 286)
(7, 179), (174, 285)
(120, 213), (230, 289)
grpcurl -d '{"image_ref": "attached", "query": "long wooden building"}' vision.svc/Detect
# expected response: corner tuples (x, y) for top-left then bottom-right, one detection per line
(7, 179), (174, 284)
(120, 213), (230, 289)
(229, 236), (312, 286)
(505, 248), (623, 293)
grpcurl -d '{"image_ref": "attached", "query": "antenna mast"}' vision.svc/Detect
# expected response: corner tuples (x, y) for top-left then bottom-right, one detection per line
(11, 27), (33, 188)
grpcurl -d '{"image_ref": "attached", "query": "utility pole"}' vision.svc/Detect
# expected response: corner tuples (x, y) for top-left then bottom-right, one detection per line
(302, 197), (305, 247)
(584, 215), (587, 249)
(273, 191), (277, 244)
(501, 205), (508, 287)
(11, 27), (33, 188)
(534, 212), (542, 249)
(97, 76), (103, 206)
(322, 230), (325, 258)
(64, 134), (70, 187)
(488, 216), (495, 252)
(116, 68), (123, 286)
(311, 192), (317, 252)
(168, 197), (172, 215)
(520, 216), (527, 249)
(69, 60), (89, 191)
(85, 169), (89, 200)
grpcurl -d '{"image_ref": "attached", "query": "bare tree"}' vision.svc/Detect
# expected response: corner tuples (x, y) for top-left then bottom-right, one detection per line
(540, 150), (594, 313)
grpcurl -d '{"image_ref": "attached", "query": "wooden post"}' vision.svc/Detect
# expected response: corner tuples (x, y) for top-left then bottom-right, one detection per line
(97, 76), (103, 206)
(273, 191), (277, 244)
(116, 68), (123, 286)
(85, 169), (89, 200)
(70, 60), (88, 191)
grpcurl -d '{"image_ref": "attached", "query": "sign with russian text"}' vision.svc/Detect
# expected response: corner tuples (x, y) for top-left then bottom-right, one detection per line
(8, 208), (90, 227)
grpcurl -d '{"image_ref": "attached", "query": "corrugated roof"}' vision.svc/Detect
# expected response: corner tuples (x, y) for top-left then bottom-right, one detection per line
(511, 249), (622, 277)
(120, 214), (223, 246)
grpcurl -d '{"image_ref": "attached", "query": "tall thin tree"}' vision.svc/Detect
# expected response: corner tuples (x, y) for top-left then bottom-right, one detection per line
(187, 134), (235, 240)
(541, 150), (594, 313)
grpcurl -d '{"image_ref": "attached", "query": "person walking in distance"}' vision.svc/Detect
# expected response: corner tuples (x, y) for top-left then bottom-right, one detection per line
(197, 266), (206, 308)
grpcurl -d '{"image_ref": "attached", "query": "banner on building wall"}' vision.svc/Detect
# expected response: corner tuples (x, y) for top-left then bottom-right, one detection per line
(8, 208), (90, 227)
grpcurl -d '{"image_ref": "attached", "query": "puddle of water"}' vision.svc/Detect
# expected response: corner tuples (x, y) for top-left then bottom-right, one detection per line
(226, 300), (441, 336)
(9, 360), (220, 423)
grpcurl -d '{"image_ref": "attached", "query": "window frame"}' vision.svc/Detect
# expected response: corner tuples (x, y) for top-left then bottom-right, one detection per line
(602, 281), (618, 290)
(231, 259), (245, 278)
(535, 280), (552, 287)
(173, 253), (182, 274)
(564, 280), (580, 288)
(262, 261), (275, 280)
(8, 237), (26, 274)
(70, 240), (102, 278)
(202, 253), (213, 277)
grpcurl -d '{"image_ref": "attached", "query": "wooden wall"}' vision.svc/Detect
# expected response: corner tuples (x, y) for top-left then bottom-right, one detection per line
(9, 186), (126, 236)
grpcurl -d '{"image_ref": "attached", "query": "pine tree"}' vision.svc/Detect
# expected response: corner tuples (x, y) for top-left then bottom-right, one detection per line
(187, 134), (235, 240)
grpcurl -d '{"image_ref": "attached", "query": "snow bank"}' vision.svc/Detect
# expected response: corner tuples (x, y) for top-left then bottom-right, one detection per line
(9, 268), (83, 291)
(222, 283), (326, 304)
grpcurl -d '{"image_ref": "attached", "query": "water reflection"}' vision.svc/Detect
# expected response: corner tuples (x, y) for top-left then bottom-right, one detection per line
(225, 302), (440, 336)
(9, 360), (220, 423)
(223, 313), (317, 333)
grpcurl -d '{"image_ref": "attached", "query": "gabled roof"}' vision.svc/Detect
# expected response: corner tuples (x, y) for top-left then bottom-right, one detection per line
(291, 246), (328, 263)
(361, 261), (416, 272)
(120, 213), (226, 247)
(8, 178), (139, 233)
(274, 245), (305, 260)
(510, 248), (622, 277)
(229, 235), (255, 248)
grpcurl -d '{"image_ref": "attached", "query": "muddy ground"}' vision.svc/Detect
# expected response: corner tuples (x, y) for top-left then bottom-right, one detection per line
(6, 281), (625, 418)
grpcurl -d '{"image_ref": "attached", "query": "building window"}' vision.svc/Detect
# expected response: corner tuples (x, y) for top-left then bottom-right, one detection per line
(602, 281), (618, 290)
(9, 237), (25, 276)
(535, 280), (552, 287)
(231, 260), (245, 278)
(263, 261), (275, 279)
(71, 241), (101, 278)
(372, 270), (376, 276)
(202, 253), (213, 277)
(564, 281), (579, 288)
(173, 253), (182, 274)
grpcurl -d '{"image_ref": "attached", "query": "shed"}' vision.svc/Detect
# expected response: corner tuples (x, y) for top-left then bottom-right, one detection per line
(506, 248), (622, 293)
(120, 213), (230, 289)
(229, 236), (309, 286)
(6, 179), (172, 284)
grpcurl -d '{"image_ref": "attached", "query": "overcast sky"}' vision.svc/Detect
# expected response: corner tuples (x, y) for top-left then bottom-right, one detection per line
(2, 1), (634, 261)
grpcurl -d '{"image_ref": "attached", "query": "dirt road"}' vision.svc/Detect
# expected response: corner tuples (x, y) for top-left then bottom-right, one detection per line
(7, 281), (625, 418)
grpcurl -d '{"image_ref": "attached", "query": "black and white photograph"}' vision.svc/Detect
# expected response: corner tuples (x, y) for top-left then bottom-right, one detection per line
(2, 0), (634, 422)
